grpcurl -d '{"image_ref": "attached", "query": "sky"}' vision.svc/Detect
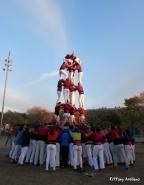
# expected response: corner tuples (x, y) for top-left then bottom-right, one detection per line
(0, 0), (144, 112)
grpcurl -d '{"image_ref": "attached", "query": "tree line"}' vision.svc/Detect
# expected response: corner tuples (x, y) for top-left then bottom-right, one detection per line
(1, 92), (144, 132)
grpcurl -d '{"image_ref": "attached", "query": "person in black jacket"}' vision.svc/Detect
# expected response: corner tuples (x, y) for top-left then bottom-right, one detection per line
(18, 126), (30, 165)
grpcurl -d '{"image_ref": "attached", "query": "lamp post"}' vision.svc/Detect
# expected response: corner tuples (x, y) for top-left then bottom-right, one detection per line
(0, 51), (12, 126)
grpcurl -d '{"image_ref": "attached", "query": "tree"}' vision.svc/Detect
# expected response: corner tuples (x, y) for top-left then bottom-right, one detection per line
(124, 96), (141, 108)
(26, 106), (52, 125)
(3, 111), (25, 125)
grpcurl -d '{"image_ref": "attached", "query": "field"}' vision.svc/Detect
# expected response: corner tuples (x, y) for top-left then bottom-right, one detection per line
(0, 136), (143, 185)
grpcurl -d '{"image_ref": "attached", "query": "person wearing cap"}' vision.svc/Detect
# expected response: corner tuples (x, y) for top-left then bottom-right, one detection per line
(76, 82), (84, 108)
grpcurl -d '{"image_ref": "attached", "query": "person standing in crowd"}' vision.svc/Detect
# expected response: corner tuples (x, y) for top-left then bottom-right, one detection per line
(92, 128), (105, 171)
(124, 130), (135, 166)
(34, 124), (48, 166)
(60, 124), (70, 168)
(10, 126), (24, 162)
(84, 126), (94, 167)
(55, 126), (62, 168)
(25, 127), (38, 164)
(102, 128), (113, 165)
(110, 126), (129, 169)
(45, 126), (60, 171)
(70, 127), (83, 171)
(18, 126), (30, 165)
(5, 124), (13, 146)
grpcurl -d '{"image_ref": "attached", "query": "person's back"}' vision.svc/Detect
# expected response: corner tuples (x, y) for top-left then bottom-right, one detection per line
(60, 130), (70, 146)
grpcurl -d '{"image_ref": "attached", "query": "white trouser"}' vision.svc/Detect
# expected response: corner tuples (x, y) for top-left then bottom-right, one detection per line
(125, 145), (134, 165)
(69, 143), (74, 166)
(25, 139), (37, 163)
(56, 143), (60, 167)
(79, 94), (84, 108)
(82, 143), (87, 158)
(132, 145), (135, 161)
(93, 144), (105, 170)
(59, 69), (68, 79)
(114, 144), (129, 168)
(57, 91), (62, 103)
(63, 88), (70, 103)
(9, 141), (15, 159)
(78, 72), (83, 84)
(103, 143), (113, 164)
(11, 145), (21, 161)
(18, 146), (28, 165)
(73, 145), (83, 169)
(70, 91), (75, 105)
(46, 144), (57, 171)
(34, 140), (45, 165)
(85, 144), (93, 167)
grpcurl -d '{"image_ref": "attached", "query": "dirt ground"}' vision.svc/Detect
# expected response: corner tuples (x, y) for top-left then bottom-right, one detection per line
(0, 136), (143, 185)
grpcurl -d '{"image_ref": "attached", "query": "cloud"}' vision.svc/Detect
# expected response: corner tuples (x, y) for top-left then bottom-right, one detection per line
(15, 0), (68, 51)
(0, 89), (31, 112)
(23, 70), (58, 87)
(24, 70), (58, 86)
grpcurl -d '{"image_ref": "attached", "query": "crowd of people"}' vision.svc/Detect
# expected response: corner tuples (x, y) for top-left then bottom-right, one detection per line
(9, 123), (135, 172)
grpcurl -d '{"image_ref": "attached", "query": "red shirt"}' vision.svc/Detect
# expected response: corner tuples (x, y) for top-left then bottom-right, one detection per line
(110, 130), (120, 140)
(77, 107), (85, 115)
(76, 83), (84, 94)
(69, 81), (77, 92)
(38, 127), (49, 141)
(57, 79), (64, 91)
(64, 103), (72, 113)
(75, 63), (82, 72)
(48, 131), (59, 143)
(93, 132), (103, 143)
(60, 62), (68, 70)
(64, 78), (71, 89)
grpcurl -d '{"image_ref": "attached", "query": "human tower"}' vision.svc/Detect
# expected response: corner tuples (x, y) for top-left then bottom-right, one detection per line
(54, 52), (85, 125)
